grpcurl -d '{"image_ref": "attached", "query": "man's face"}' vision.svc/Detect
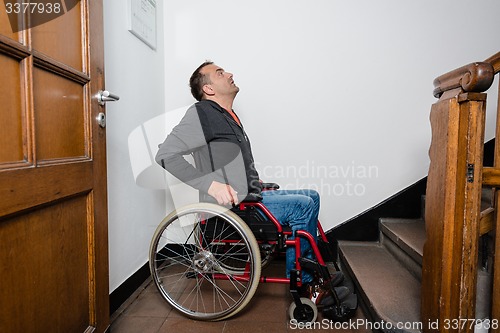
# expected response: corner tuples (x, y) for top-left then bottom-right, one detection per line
(201, 64), (239, 98)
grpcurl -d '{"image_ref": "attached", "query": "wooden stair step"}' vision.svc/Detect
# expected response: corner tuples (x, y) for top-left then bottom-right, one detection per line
(380, 218), (425, 265)
(339, 241), (422, 333)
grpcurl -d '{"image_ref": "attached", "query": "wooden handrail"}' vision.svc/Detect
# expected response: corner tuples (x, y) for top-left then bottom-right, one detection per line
(433, 62), (494, 98)
(485, 51), (500, 73)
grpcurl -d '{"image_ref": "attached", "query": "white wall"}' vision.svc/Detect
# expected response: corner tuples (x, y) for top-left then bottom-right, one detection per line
(103, 0), (165, 292)
(163, 0), (500, 226)
(104, 0), (500, 292)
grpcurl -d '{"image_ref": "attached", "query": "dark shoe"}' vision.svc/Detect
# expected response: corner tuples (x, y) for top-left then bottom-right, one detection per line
(313, 272), (344, 302)
(316, 286), (350, 306)
(329, 271), (344, 288)
(325, 262), (338, 275)
(299, 278), (351, 306)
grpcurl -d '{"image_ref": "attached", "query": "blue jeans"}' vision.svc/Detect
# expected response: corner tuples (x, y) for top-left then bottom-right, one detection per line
(260, 189), (320, 283)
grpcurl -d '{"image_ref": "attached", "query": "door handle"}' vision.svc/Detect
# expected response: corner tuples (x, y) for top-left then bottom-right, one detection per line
(96, 90), (119, 128)
(97, 90), (120, 106)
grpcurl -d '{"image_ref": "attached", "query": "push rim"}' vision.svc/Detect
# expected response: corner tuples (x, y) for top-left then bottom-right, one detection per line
(149, 203), (261, 321)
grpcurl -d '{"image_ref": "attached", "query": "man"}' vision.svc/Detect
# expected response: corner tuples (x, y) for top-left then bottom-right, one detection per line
(155, 61), (330, 295)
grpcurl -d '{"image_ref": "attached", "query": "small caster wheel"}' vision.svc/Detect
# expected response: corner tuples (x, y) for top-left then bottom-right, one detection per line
(288, 297), (318, 323)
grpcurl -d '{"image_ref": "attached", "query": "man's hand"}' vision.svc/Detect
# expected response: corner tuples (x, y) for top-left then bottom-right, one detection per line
(208, 181), (239, 205)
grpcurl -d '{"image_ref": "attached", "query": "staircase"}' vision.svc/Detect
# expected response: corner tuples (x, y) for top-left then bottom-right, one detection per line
(338, 192), (493, 333)
(335, 52), (500, 333)
(339, 218), (423, 332)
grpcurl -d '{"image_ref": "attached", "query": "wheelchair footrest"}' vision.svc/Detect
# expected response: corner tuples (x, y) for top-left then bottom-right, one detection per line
(298, 257), (329, 278)
(299, 257), (343, 282)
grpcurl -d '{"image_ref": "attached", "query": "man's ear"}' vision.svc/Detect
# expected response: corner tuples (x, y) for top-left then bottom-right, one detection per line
(202, 84), (215, 97)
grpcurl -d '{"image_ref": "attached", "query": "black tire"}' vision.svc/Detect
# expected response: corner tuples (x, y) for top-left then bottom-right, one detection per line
(288, 297), (318, 323)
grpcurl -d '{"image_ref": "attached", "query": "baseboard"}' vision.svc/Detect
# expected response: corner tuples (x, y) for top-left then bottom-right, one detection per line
(328, 177), (427, 242)
(109, 261), (150, 315)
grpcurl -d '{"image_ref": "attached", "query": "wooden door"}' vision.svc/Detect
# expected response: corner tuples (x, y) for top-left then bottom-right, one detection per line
(0, 1), (109, 332)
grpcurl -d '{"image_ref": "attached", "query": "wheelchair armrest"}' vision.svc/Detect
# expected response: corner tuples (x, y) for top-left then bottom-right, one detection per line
(261, 182), (280, 190)
(242, 192), (263, 202)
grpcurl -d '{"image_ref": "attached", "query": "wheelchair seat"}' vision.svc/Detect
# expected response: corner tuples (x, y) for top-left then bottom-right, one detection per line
(231, 204), (291, 242)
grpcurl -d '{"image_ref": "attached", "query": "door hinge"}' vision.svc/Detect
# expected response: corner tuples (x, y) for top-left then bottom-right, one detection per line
(467, 163), (474, 183)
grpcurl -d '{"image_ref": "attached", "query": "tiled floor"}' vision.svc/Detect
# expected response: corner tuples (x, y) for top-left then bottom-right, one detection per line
(109, 259), (370, 333)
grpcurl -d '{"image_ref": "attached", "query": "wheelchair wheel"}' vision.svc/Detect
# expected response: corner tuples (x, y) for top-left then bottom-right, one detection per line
(149, 203), (261, 321)
(288, 298), (318, 324)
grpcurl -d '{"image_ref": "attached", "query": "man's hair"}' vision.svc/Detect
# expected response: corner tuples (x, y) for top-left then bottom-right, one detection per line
(190, 61), (213, 101)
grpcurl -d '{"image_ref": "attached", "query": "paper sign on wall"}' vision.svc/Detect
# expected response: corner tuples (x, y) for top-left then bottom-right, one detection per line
(129, 0), (157, 50)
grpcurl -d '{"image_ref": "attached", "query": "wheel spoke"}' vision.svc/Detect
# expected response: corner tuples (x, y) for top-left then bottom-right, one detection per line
(149, 204), (261, 320)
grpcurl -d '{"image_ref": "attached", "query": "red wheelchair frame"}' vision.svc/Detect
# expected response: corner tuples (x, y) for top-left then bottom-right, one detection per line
(149, 190), (357, 323)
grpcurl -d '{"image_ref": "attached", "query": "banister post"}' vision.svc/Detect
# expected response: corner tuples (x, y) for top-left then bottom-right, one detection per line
(421, 91), (487, 332)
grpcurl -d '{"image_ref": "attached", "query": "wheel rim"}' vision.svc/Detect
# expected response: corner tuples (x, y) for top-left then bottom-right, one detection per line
(150, 204), (261, 321)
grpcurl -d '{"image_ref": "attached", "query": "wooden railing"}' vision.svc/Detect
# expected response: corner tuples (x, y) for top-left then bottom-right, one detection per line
(421, 51), (500, 333)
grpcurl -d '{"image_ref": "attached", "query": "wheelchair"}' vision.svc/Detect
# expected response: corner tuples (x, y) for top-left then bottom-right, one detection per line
(148, 184), (357, 323)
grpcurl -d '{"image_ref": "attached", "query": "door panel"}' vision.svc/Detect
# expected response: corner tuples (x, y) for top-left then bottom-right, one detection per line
(31, 3), (83, 71)
(0, 53), (24, 164)
(33, 67), (87, 161)
(0, 1), (109, 332)
(0, 2), (20, 41)
(0, 195), (91, 333)
(0, 163), (93, 217)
